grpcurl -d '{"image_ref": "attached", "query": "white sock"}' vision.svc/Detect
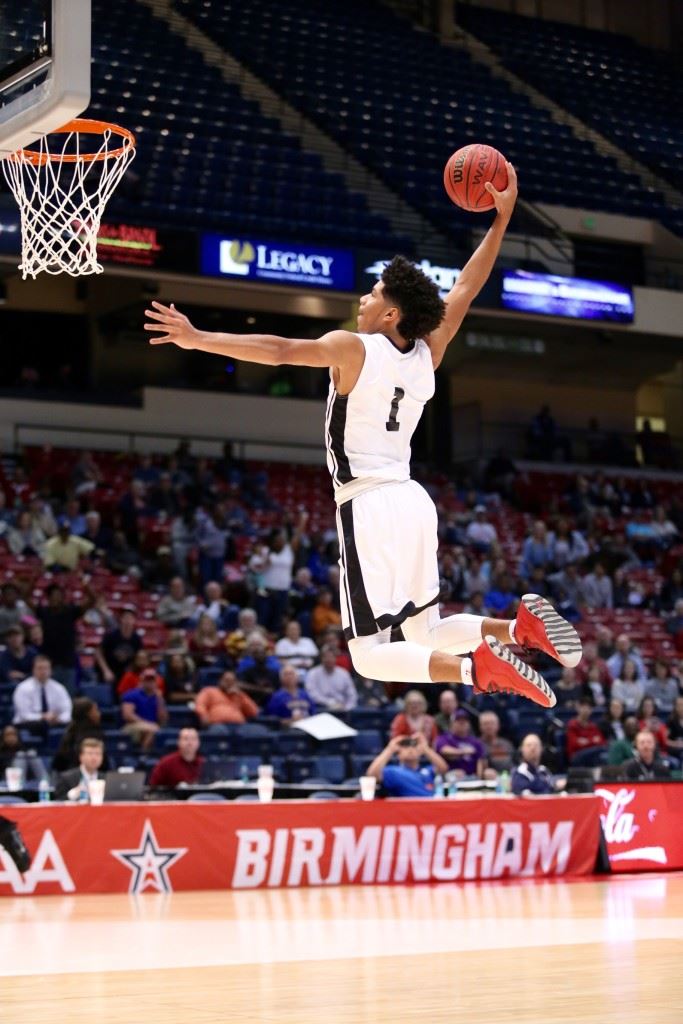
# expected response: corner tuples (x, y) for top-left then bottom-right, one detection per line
(460, 656), (473, 687)
(509, 620), (518, 644)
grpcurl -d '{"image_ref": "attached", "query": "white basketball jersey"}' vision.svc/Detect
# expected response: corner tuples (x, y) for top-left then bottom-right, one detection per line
(325, 332), (435, 495)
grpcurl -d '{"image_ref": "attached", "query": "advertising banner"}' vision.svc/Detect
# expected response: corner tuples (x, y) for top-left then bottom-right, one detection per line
(201, 234), (355, 291)
(596, 783), (683, 872)
(0, 796), (599, 896)
(501, 270), (635, 322)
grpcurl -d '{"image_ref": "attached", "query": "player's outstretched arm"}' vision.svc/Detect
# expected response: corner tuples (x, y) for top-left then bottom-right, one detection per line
(426, 162), (518, 369)
(144, 304), (362, 370)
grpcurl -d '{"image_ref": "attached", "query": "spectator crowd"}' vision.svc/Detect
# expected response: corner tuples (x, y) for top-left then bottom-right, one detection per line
(0, 440), (681, 799)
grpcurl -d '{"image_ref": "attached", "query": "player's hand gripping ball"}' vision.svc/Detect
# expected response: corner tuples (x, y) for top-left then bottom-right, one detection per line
(443, 144), (508, 212)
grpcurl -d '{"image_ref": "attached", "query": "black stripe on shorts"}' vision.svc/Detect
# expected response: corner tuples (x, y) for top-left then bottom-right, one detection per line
(339, 500), (376, 639)
(328, 392), (354, 485)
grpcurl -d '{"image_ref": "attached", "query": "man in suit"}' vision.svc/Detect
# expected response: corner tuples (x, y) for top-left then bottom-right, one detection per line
(54, 738), (106, 801)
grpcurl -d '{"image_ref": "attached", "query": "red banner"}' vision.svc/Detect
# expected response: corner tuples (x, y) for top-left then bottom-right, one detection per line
(0, 796), (600, 896)
(595, 782), (683, 872)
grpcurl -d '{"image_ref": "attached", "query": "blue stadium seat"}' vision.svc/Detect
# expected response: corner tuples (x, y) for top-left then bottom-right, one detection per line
(80, 683), (114, 708)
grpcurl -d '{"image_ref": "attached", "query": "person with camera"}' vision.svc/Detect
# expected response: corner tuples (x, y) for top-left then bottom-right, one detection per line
(365, 733), (449, 797)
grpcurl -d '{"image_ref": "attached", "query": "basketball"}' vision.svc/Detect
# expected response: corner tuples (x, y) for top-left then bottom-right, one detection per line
(443, 144), (508, 212)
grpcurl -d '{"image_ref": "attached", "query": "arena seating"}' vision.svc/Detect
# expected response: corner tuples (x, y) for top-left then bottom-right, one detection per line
(455, 4), (683, 230)
(1, 442), (681, 784)
(173, 0), (671, 239)
(1, 0), (407, 250)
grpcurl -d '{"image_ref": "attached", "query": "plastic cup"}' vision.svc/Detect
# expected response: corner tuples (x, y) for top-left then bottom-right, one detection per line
(257, 776), (274, 803)
(258, 764), (274, 779)
(359, 775), (376, 801)
(5, 767), (23, 792)
(88, 779), (106, 805)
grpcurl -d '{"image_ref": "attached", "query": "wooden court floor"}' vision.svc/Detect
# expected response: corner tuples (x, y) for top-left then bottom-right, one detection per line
(2, 873), (682, 1023)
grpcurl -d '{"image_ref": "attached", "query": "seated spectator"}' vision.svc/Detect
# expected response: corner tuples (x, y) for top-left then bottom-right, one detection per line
(390, 690), (437, 745)
(189, 612), (227, 670)
(611, 657), (646, 713)
(465, 505), (498, 552)
(607, 634), (646, 680)
(156, 576), (199, 628)
(478, 710), (514, 772)
(118, 652), (165, 699)
(149, 728), (205, 788)
(483, 572), (518, 618)
(274, 620), (319, 682)
(236, 634), (281, 705)
(607, 715), (639, 765)
(355, 676), (391, 708)
(434, 689), (458, 735)
(224, 608), (264, 663)
(366, 733), (449, 798)
(0, 723), (47, 782)
(265, 665), (316, 722)
(7, 509), (46, 557)
(637, 696), (668, 753)
(0, 582), (31, 637)
(0, 625), (37, 684)
(554, 667), (583, 709)
(105, 529), (141, 577)
(57, 499), (86, 537)
(121, 669), (168, 751)
(82, 593), (117, 631)
(566, 697), (606, 761)
(548, 562), (583, 612)
(82, 510), (113, 556)
(599, 698), (626, 743)
(659, 571), (683, 613)
(645, 659), (680, 715)
(575, 641), (612, 691)
(195, 670), (259, 729)
(580, 562), (613, 609)
(621, 730), (671, 781)
(54, 738), (106, 802)
(548, 518), (589, 569)
(96, 607), (142, 689)
(583, 663), (608, 708)
(521, 521), (554, 580)
(52, 696), (108, 772)
(311, 588), (342, 639)
(434, 709), (487, 778)
(13, 655), (72, 736)
(511, 734), (560, 795)
(318, 627), (353, 673)
(666, 695), (683, 759)
(304, 645), (357, 712)
(143, 545), (176, 590)
(289, 566), (319, 631)
(162, 652), (198, 704)
(42, 520), (94, 571)
(194, 581), (238, 630)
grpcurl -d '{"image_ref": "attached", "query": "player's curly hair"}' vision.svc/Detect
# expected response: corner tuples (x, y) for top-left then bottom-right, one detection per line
(381, 255), (445, 343)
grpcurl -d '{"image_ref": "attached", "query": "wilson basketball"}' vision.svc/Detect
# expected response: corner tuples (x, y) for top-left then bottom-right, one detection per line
(443, 144), (508, 212)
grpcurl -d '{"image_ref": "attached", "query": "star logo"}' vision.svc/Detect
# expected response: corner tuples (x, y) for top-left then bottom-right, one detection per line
(111, 820), (187, 894)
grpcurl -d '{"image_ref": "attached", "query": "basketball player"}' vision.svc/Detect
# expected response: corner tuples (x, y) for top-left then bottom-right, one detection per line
(144, 163), (581, 707)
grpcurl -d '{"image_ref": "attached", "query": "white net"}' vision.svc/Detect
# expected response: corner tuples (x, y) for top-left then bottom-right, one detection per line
(1, 119), (136, 279)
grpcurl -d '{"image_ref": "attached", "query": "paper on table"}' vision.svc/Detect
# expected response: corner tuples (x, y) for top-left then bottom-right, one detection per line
(291, 712), (358, 740)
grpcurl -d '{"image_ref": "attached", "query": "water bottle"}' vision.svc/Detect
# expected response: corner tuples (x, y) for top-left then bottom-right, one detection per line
(448, 774), (458, 799)
(500, 770), (510, 794)
(433, 774), (444, 799)
(38, 778), (51, 803)
(239, 763), (250, 784)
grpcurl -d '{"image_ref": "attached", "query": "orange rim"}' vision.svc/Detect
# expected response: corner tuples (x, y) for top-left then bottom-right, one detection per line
(7, 118), (136, 166)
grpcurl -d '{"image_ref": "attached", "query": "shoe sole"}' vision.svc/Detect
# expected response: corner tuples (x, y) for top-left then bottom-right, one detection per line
(484, 635), (557, 708)
(522, 594), (583, 668)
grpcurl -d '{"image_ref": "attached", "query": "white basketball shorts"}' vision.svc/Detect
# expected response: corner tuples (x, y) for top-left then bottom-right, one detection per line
(336, 479), (441, 641)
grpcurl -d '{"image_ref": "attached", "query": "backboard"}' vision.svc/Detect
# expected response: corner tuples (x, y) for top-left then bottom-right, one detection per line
(0, 0), (90, 156)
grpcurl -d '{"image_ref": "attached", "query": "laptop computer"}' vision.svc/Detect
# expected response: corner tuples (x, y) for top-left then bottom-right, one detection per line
(103, 770), (146, 802)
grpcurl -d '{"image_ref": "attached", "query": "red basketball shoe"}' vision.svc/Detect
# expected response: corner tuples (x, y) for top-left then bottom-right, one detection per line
(516, 594), (583, 668)
(472, 636), (556, 708)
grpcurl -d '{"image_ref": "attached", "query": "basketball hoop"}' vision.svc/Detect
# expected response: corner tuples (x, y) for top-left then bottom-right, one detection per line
(1, 118), (136, 279)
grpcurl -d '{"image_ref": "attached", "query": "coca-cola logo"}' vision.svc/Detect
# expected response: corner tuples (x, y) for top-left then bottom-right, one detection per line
(595, 787), (667, 866)
(596, 786), (639, 843)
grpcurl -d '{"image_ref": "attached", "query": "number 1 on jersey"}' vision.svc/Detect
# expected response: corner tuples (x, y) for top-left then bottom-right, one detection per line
(385, 387), (405, 432)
